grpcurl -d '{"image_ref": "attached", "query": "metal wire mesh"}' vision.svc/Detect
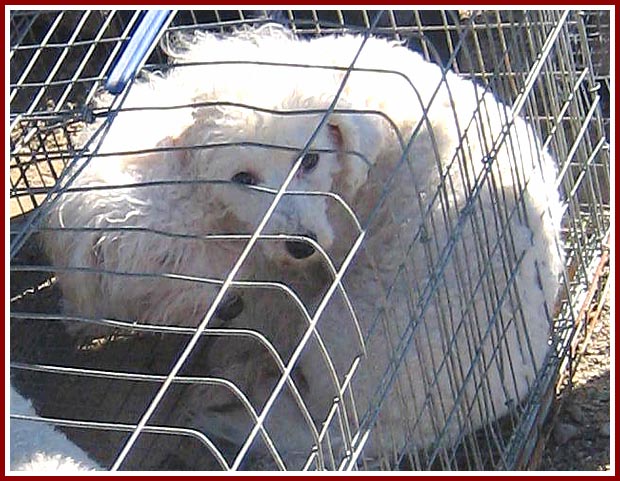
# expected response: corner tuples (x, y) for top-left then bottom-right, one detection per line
(9, 9), (610, 471)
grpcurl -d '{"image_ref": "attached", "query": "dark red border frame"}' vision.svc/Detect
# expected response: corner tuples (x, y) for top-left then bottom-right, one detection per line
(2, 4), (616, 479)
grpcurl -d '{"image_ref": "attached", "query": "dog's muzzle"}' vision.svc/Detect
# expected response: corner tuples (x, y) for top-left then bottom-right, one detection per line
(215, 293), (244, 322)
(285, 231), (317, 259)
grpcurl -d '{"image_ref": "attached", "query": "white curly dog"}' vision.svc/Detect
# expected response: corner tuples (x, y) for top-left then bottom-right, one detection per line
(10, 384), (101, 471)
(39, 26), (564, 470)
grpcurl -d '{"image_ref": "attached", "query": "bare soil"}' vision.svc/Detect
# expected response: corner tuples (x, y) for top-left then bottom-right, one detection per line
(539, 289), (611, 471)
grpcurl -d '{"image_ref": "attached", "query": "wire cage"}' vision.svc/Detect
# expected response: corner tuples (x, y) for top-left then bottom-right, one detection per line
(9, 9), (611, 471)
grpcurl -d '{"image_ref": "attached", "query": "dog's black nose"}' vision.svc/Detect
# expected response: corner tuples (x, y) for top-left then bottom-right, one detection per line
(285, 231), (317, 259)
(215, 293), (244, 322)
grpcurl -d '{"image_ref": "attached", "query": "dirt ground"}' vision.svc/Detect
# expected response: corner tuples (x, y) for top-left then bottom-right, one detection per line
(539, 289), (611, 472)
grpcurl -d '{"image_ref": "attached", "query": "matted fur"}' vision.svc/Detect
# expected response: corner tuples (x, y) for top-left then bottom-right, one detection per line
(40, 26), (564, 469)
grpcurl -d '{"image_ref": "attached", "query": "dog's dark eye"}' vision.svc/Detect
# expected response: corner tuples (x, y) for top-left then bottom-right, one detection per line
(300, 153), (319, 172)
(231, 172), (257, 185)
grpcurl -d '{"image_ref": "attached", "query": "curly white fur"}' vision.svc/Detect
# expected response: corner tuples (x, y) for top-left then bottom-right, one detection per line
(41, 26), (564, 469)
(10, 384), (101, 471)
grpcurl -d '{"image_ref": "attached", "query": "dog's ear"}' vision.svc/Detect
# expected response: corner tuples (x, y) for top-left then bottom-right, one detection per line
(157, 111), (214, 175)
(157, 134), (192, 171)
(327, 113), (385, 198)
